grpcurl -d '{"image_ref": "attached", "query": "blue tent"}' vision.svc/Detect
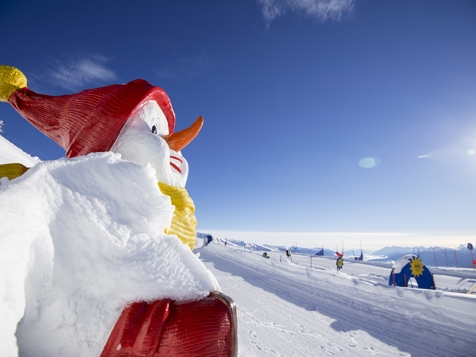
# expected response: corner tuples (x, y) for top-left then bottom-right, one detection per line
(388, 254), (435, 289)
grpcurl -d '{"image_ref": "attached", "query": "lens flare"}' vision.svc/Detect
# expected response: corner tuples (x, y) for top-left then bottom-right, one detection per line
(359, 157), (380, 169)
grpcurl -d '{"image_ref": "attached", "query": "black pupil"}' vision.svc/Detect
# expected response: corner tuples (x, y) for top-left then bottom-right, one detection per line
(152, 125), (157, 134)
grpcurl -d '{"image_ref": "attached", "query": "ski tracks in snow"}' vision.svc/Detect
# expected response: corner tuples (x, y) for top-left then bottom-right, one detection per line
(198, 245), (476, 357)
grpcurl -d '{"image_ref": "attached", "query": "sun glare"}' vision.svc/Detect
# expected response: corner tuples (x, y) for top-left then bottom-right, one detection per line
(359, 157), (381, 169)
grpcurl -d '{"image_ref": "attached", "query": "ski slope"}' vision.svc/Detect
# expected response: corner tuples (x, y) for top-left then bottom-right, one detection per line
(196, 241), (476, 357)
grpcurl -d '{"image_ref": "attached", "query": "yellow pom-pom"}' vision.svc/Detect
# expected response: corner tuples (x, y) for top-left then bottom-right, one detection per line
(0, 65), (27, 102)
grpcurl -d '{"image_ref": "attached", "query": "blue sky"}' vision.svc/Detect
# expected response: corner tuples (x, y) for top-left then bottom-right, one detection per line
(1, 0), (475, 250)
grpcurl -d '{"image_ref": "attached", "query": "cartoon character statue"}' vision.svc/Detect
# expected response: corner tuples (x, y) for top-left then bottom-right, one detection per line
(0, 65), (237, 356)
(336, 257), (344, 271)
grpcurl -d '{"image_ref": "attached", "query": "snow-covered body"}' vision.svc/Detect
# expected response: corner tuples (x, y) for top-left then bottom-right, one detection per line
(0, 151), (219, 356)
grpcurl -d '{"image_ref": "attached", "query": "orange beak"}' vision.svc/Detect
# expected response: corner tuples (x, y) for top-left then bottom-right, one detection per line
(163, 116), (203, 152)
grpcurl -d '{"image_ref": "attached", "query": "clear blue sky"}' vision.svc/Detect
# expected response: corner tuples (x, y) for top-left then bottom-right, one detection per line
(1, 0), (475, 249)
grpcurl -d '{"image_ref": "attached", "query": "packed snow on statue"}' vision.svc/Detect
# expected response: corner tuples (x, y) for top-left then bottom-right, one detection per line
(0, 153), (219, 357)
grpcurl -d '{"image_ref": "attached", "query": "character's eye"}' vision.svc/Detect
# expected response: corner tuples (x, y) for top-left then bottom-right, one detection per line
(151, 125), (157, 134)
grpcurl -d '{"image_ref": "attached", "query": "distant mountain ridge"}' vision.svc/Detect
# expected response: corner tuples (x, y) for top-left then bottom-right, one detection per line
(370, 244), (474, 268)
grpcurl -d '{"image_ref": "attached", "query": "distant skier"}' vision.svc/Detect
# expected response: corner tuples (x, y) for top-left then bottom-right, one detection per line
(262, 252), (269, 259)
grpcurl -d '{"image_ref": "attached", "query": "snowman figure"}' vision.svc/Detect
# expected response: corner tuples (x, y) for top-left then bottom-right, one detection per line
(1, 65), (202, 250)
(0, 65), (237, 356)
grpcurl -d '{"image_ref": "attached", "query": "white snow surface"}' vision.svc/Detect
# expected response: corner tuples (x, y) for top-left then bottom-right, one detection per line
(0, 135), (40, 167)
(0, 152), (219, 357)
(392, 253), (417, 274)
(197, 241), (476, 356)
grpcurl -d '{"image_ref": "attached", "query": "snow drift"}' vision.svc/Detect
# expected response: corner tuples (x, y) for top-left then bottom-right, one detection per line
(0, 135), (40, 167)
(0, 152), (219, 357)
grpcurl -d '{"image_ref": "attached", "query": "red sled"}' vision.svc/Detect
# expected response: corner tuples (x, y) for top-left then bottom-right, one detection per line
(100, 291), (237, 357)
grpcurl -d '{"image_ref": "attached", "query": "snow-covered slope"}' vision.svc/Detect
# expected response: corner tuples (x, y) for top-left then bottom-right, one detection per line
(218, 236), (476, 268)
(197, 241), (476, 356)
(0, 135), (40, 166)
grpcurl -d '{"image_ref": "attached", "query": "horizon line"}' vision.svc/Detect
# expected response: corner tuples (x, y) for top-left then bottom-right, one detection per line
(198, 229), (475, 250)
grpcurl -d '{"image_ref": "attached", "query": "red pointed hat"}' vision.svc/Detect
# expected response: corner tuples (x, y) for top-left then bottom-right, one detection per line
(8, 79), (176, 158)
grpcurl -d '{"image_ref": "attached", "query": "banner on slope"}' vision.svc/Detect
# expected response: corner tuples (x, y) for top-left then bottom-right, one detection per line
(389, 254), (435, 290)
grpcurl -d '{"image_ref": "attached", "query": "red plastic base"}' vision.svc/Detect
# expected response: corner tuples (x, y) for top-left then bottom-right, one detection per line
(100, 292), (237, 357)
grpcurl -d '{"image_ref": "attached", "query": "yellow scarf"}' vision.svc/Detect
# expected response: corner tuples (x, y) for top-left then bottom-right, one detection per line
(158, 182), (197, 250)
